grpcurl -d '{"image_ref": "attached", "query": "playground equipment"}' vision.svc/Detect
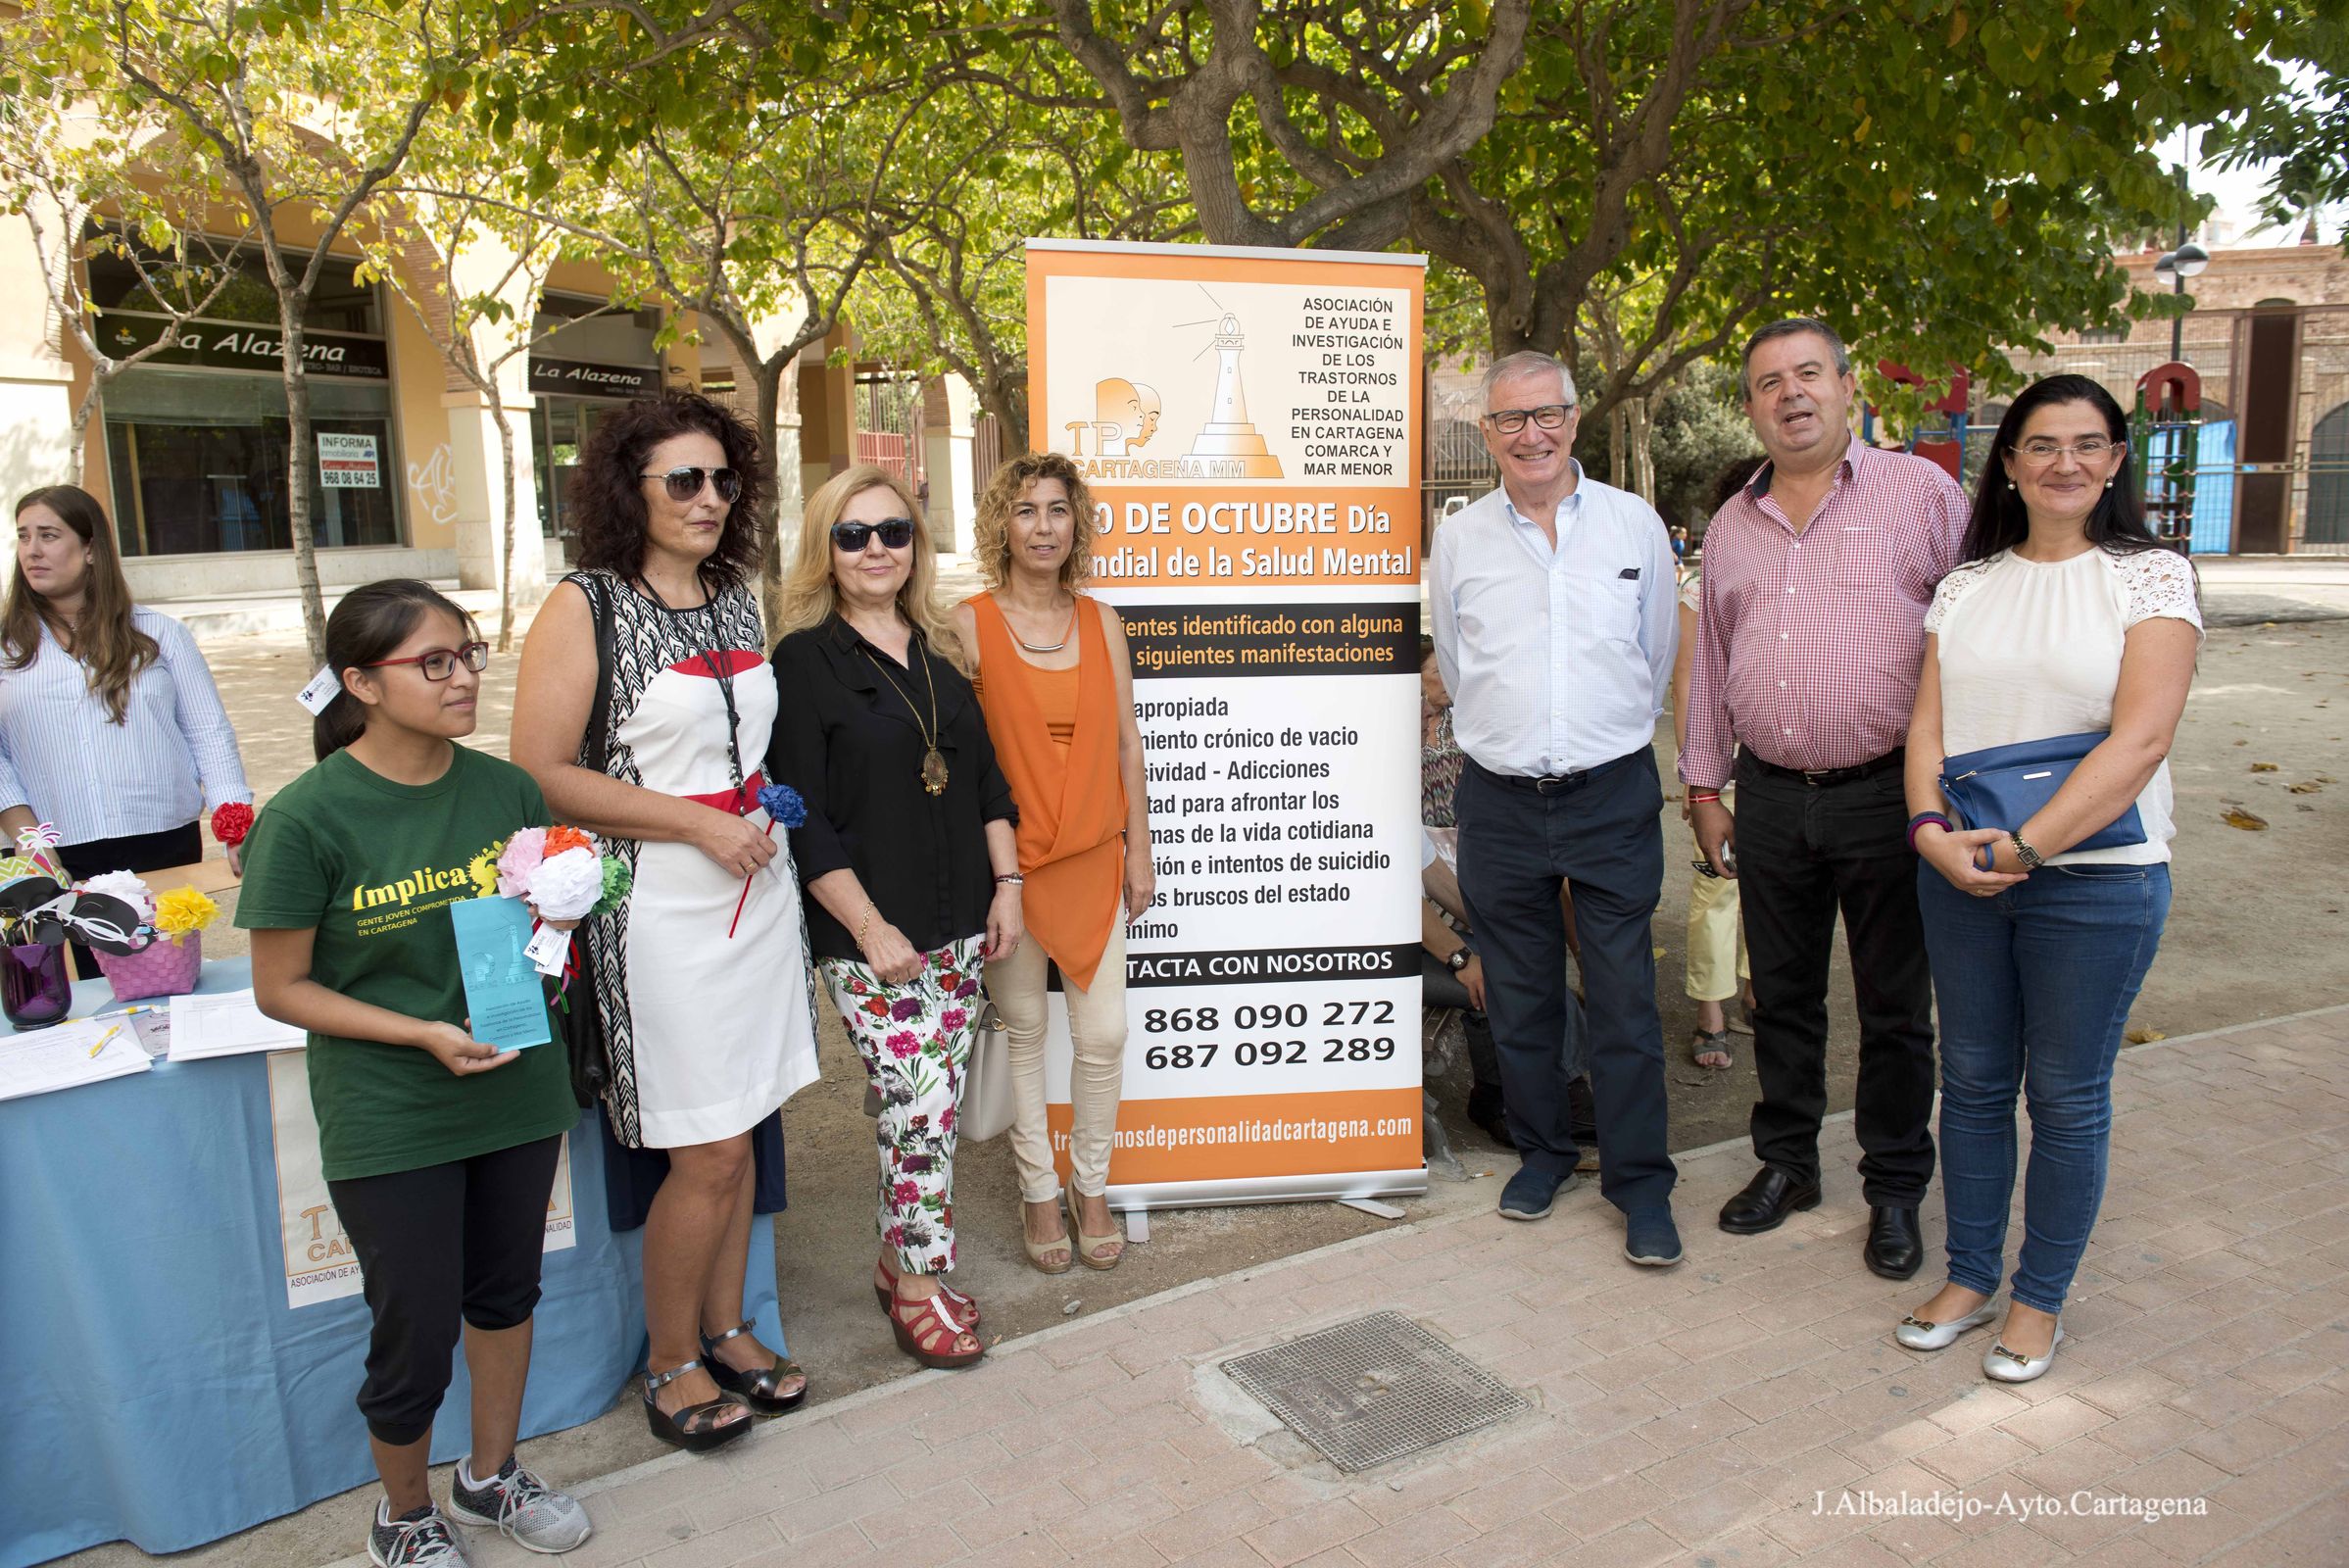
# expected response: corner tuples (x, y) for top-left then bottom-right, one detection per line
(2130, 362), (2200, 552)
(1862, 362), (1971, 481)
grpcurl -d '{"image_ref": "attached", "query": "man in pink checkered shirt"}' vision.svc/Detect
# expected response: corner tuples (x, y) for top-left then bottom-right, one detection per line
(1679, 318), (1967, 1282)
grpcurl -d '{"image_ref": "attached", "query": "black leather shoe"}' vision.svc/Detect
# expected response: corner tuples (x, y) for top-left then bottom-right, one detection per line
(1717, 1167), (1822, 1234)
(1465, 1089), (1514, 1151)
(1865, 1205), (1924, 1280)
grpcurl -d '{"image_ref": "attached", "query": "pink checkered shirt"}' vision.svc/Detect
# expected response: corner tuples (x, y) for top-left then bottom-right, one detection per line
(1679, 436), (1967, 789)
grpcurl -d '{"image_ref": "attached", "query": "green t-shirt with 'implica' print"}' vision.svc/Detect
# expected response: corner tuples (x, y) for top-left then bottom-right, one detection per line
(234, 744), (576, 1181)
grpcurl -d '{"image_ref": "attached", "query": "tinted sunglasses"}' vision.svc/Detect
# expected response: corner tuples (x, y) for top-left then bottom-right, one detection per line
(831, 518), (916, 552)
(640, 466), (742, 503)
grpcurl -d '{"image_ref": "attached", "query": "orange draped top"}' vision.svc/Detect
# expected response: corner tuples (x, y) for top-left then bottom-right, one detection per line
(965, 593), (1128, 990)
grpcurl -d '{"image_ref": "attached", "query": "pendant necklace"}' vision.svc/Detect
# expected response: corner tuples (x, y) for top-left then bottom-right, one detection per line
(862, 633), (950, 796)
(1008, 596), (1078, 655)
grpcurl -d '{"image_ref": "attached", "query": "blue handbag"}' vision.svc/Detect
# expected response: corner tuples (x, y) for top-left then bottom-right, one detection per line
(1937, 730), (2145, 852)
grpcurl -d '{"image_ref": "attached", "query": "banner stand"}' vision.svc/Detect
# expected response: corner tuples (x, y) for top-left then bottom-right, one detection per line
(1027, 238), (1429, 1210)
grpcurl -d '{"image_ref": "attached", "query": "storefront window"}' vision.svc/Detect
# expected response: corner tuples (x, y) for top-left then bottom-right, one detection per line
(103, 369), (399, 557)
(528, 294), (662, 549)
(92, 240), (400, 558)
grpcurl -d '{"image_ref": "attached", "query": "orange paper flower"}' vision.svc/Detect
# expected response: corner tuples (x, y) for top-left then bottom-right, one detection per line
(545, 825), (593, 858)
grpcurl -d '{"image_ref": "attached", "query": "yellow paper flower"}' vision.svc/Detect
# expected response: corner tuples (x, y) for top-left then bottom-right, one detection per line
(154, 885), (220, 945)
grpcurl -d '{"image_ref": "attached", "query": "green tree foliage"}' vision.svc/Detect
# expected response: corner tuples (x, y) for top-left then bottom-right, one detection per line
(1023, 0), (2313, 430)
(2205, 5), (2348, 242)
(13, 0), (508, 662)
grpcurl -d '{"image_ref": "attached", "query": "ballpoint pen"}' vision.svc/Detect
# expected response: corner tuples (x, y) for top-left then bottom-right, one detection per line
(88, 1023), (123, 1058)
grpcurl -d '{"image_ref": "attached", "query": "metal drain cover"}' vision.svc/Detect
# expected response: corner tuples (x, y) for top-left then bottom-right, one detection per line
(1220, 1310), (1528, 1472)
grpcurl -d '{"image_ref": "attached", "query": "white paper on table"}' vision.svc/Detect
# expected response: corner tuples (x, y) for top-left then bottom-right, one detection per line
(0, 1017), (153, 1102)
(167, 989), (307, 1060)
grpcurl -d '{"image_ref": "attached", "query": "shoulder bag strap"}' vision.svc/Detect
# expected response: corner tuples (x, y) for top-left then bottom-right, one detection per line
(571, 571), (615, 771)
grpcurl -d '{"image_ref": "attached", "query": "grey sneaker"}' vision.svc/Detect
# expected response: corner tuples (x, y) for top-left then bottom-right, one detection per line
(446, 1454), (593, 1554)
(370, 1503), (471, 1568)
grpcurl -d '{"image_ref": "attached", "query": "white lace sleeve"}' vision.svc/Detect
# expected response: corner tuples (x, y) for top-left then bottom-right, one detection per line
(1923, 560), (1995, 635)
(2115, 548), (2204, 633)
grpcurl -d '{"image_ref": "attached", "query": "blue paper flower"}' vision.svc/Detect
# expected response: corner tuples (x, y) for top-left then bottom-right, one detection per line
(758, 783), (807, 828)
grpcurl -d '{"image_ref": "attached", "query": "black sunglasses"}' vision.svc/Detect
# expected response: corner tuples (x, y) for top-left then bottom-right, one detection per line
(831, 518), (916, 552)
(640, 466), (742, 503)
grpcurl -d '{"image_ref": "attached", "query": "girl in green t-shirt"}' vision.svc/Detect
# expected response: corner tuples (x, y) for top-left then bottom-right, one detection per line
(236, 580), (592, 1566)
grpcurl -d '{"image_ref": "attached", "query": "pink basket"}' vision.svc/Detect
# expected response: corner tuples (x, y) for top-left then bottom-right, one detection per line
(93, 930), (203, 1002)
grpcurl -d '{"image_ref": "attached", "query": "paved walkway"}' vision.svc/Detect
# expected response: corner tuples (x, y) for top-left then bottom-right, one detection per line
(402, 1005), (2349, 1568)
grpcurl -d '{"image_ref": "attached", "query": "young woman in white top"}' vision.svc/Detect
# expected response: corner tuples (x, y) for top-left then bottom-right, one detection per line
(1899, 374), (2200, 1384)
(3, 486), (250, 967)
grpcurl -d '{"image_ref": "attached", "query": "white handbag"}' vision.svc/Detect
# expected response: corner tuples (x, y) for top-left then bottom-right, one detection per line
(955, 1003), (1016, 1142)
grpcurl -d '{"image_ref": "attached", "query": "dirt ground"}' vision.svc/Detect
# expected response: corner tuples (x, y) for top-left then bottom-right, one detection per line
(56, 602), (2349, 1568)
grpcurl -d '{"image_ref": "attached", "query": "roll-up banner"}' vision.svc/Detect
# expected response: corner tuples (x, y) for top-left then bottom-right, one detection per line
(1025, 238), (1427, 1208)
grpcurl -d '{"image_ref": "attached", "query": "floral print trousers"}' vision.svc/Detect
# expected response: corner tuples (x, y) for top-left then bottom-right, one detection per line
(819, 936), (985, 1275)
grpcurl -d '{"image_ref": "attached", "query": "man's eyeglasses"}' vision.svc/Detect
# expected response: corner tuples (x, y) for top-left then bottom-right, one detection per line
(2014, 437), (2118, 464)
(831, 518), (917, 553)
(365, 643), (491, 681)
(640, 466), (743, 503)
(1482, 404), (1575, 434)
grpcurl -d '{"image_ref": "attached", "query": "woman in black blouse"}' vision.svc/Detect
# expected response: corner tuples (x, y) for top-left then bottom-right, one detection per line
(767, 464), (1021, 1371)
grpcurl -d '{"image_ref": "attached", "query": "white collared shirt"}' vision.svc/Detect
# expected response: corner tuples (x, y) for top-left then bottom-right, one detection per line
(0, 607), (251, 844)
(1429, 467), (1678, 777)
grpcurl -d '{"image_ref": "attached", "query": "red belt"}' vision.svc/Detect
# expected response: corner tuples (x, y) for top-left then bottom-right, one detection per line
(683, 769), (766, 816)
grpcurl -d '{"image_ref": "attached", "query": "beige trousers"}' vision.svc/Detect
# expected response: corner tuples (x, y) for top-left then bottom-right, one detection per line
(1687, 784), (1749, 1002)
(986, 918), (1129, 1201)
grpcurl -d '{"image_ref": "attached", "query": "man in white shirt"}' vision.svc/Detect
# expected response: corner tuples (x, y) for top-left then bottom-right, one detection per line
(1430, 351), (1683, 1266)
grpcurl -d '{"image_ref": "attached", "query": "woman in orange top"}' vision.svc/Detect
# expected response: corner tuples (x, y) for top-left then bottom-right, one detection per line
(954, 452), (1152, 1272)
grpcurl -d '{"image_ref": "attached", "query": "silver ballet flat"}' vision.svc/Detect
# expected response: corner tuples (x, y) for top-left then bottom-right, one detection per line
(1983, 1323), (2065, 1383)
(1894, 1298), (2000, 1351)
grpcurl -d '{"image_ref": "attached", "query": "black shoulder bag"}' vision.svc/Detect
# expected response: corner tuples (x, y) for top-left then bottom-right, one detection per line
(554, 571), (617, 1107)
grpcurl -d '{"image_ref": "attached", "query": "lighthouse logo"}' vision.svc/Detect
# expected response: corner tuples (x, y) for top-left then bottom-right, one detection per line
(1059, 285), (1285, 480)
(1179, 309), (1285, 478)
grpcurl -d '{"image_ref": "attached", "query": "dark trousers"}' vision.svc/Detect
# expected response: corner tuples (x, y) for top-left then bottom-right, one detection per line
(1734, 754), (1935, 1204)
(1456, 754), (1674, 1209)
(58, 821), (202, 977)
(327, 1136), (563, 1446)
(1420, 949), (1596, 1141)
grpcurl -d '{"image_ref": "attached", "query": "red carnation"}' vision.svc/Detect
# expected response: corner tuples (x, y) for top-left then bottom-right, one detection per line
(211, 802), (255, 847)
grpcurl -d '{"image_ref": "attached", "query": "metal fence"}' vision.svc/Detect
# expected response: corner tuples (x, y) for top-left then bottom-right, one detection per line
(855, 371), (926, 493)
(2012, 304), (2349, 555)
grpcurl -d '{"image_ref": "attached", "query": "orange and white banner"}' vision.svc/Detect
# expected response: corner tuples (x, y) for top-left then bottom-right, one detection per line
(1026, 239), (1427, 1205)
(266, 1051), (573, 1309)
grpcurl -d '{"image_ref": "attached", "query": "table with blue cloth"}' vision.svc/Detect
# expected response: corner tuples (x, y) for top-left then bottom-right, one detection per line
(0, 959), (787, 1568)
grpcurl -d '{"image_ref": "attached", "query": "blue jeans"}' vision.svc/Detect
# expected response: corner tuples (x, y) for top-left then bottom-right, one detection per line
(1919, 860), (2171, 1314)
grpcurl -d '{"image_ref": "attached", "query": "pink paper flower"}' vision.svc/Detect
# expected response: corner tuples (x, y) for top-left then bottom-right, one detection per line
(496, 827), (548, 898)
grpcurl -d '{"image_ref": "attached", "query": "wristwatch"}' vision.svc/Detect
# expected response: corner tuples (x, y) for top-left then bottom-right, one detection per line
(2008, 830), (2044, 870)
(1446, 947), (1472, 972)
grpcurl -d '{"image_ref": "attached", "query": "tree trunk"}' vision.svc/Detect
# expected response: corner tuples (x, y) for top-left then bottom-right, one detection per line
(753, 358), (790, 633)
(492, 395), (519, 651)
(1608, 404), (1629, 491)
(278, 291), (328, 664)
(1627, 396), (1655, 504)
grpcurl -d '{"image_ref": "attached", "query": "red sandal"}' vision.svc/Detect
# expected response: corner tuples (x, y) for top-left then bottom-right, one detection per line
(874, 1255), (980, 1327)
(889, 1286), (984, 1369)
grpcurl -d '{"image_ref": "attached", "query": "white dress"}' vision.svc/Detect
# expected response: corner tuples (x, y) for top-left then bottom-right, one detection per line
(1926, 546), (2202, 866)
(575, 572), (820, 1148)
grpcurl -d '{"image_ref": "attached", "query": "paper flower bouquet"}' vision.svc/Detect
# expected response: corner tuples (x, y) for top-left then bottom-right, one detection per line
(492, 825), (630, 923)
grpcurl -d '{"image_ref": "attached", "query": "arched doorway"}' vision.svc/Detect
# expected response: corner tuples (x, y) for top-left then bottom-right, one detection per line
(2311, 400), (2349, 549)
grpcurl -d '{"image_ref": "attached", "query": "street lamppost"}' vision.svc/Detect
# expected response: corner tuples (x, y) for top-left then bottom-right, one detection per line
(2153, 236), (2210, 363)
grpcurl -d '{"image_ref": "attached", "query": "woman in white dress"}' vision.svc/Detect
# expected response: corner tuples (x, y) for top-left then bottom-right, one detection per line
(1898, 374), (2200, 1385)
(514, 392), (818, 1451)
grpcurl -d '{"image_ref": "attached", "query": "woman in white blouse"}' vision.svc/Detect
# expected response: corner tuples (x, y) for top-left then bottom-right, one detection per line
(2, 486), (251, 916)
(1898, 375), (2199, 1384)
